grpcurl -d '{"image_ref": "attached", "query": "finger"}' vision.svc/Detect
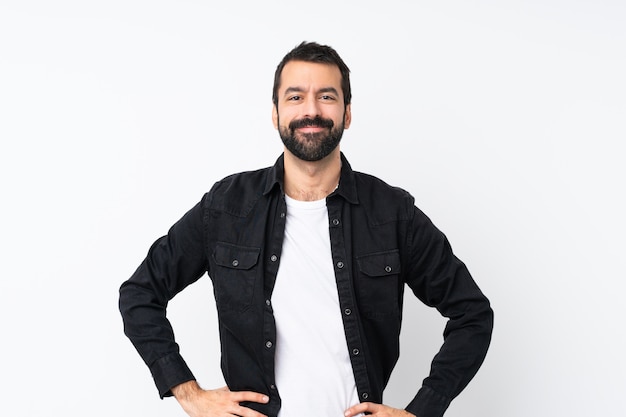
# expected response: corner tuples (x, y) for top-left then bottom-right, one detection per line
(345, 402), (379, 416)
(232, 403), (268, 417)
(229, 390), (270, 404)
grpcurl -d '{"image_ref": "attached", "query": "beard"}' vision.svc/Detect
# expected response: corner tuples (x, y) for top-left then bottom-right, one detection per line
(278, 115), (345, 162)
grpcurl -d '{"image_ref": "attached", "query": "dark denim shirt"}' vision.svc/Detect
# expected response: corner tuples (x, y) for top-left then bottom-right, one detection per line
(119, 153), (493, 417)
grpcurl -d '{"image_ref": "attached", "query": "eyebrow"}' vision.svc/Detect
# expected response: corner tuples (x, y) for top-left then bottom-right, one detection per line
(283, 86), (340, 97)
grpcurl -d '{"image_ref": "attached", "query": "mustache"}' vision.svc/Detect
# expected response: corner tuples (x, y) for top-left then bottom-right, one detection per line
(289, 116), (334, 130)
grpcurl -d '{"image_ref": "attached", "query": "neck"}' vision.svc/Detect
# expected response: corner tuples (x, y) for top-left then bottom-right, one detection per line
(283, 149), (341, 201)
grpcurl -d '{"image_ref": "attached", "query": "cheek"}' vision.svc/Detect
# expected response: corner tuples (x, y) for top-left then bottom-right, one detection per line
(331, 110), (347, 127)
(277, 110), (297, 128)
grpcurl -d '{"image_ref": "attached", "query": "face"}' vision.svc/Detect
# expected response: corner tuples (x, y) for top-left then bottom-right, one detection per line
(272, 61), (351, 162)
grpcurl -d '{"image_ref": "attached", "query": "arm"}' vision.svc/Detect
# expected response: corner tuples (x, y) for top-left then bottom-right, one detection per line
(118, 196), (209, 397)
(403, 206), (494, 417)
(119, 193), (272, 417)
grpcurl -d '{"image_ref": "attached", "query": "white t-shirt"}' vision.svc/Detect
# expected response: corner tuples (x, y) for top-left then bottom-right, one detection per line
(272, 195), (360, 416)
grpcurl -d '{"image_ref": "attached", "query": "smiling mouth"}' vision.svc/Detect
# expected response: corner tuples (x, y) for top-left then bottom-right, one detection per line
(296, 126), (326, 132)
(289, 116), (334, 132)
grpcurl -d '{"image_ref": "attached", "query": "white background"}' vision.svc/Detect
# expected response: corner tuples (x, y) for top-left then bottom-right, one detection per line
(1, 1), (625, 416)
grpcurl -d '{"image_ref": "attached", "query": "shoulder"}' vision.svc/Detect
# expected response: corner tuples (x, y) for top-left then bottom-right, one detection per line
(215, 166), (270, 193)
(352, 171), (415, 223)
(353, 171), (412, 199)
(203, 166), (273, 216)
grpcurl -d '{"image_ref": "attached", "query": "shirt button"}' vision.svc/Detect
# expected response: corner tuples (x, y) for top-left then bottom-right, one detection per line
(266, 299), (271, 306)
(344, 308), (352, 315)
(232, 260), (239, 267)
(265, 341), (273, 348)
(280, 212), (286, 218)
(385, 265), (392, 273)
(352, 348), (360, 355)
(332, 218), (340, 226)
(336, 261), (344, 269)
(362, 392), (369, 400)
(270, 384), (276, 390)
(270, 254), (278, 262)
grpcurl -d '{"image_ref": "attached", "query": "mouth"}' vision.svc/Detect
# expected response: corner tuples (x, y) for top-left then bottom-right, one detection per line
(289, 116), (334, 134)
(295, 125), (327, 134)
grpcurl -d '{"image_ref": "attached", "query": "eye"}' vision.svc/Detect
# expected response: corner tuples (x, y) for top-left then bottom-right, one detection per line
(288, 95), (302, 101)
(320, 95), (336, 101)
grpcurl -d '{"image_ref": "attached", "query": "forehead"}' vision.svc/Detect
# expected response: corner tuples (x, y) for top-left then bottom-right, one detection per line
(278, 60), (343, 92)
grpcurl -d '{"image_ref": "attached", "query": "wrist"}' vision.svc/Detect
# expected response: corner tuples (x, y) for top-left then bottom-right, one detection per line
(171, 380), (200, 401)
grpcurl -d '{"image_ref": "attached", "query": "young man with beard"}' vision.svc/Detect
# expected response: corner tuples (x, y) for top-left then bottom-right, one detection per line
(119, 41), (493, 417)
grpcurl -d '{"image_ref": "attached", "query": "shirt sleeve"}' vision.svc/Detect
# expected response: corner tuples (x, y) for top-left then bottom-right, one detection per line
(118, 194), (209, 398)
(403, 205), (494, 417)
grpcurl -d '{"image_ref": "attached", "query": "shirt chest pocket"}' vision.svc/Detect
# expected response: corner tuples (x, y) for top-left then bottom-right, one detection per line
(212, 242), (260, 313)
(356, 250), (401, 319)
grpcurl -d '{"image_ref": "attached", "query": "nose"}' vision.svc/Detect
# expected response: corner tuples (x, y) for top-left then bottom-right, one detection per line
(302, 96), (321, 118)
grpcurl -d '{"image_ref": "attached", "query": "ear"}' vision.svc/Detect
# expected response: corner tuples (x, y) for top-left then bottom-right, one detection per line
(272, 104), (279, 129)
(343, 104), (352, 129)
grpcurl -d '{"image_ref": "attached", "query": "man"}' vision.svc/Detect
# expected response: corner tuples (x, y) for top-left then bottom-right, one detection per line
(119, 41), (493, 417)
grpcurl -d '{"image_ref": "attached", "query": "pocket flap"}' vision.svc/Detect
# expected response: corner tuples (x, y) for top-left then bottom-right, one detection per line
(214, 242), (260, 270)
(357, 250), (401, 277)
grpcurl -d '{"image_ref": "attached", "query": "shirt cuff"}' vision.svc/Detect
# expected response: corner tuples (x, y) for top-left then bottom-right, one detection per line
(149, 352), (196, 398)
(405, 385), (452, 417)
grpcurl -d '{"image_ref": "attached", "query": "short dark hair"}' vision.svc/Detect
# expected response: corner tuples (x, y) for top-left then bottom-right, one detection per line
(272, 41), (351, 107)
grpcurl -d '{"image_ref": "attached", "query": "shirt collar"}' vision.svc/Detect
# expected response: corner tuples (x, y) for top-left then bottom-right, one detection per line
(263, 152), (359, 205)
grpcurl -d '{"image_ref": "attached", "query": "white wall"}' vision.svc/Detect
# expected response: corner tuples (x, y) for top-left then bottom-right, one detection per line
(1, 1), (624, 416)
